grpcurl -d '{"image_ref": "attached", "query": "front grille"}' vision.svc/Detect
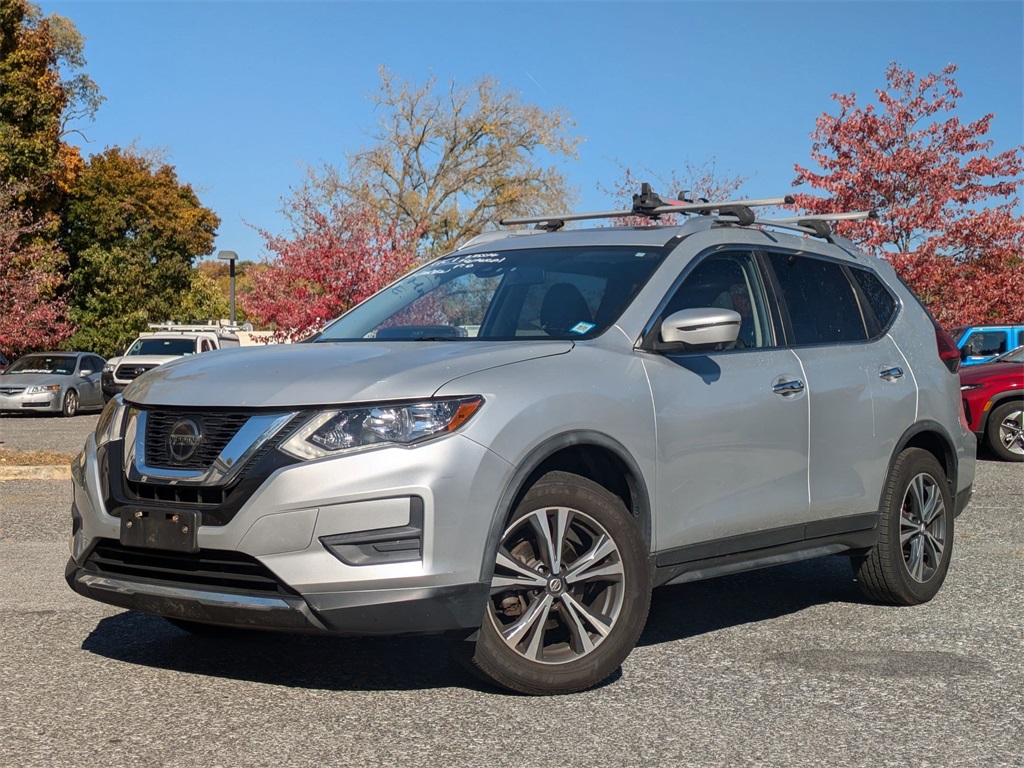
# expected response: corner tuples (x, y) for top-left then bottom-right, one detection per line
(115, 363), (158, 381)
(124, 480), (228, 506)
(145, 411), (250, 469)
(84, 539), (294, 596)
(0, 387), (25, 395)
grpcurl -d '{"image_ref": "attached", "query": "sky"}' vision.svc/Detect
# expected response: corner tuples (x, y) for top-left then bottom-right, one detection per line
(40, 0), (1024, 263)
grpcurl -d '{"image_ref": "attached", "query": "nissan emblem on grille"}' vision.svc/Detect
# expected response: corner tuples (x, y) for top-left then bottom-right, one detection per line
(167, 418), (203, 463)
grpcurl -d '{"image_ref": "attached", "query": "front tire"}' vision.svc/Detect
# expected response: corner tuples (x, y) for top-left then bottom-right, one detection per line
(61, 390), (78, 418)
(464, 471), (651, 695)
(853, 448), (953, 605)
(985, 401), (1024, 462)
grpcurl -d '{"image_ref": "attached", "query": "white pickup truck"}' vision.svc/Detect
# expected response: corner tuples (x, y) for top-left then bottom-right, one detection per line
(101, 324), (244, 401)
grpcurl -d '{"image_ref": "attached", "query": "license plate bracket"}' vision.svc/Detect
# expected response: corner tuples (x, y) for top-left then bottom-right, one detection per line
(120, 509), (200, 553)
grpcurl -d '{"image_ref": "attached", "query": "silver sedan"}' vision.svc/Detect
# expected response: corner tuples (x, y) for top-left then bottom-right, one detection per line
(0, 352), (106, 417)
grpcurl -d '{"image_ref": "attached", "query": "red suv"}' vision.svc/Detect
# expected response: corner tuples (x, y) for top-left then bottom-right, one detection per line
(960, 346), (1024, 461)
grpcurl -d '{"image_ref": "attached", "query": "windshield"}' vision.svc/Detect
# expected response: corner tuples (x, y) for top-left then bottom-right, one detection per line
(315, 245), (669, 342)
(127, 338), (198, 356)
(5, 355), (76, 375)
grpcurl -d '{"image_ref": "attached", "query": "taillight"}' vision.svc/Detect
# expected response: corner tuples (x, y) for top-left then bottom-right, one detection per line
(935, 327), (961, 373)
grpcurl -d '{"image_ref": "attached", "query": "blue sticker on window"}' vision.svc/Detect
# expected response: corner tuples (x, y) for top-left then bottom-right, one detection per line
(570, 322), (596, 334)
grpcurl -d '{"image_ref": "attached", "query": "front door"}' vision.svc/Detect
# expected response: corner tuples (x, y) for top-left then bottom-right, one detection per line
(642, 250), (810, 552)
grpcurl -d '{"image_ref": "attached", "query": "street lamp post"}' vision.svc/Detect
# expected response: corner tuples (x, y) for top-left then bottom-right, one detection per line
(217, 250), (238, 325)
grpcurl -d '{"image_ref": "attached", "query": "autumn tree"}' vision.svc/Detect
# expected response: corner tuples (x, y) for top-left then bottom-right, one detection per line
(304, 68), (581, 256)
(240, 196), (420, 342)
(0, 0), (100, 223)
(196, 258), (255, 323)
(61, 147), (220, 356)
(793, 63), (1024, 325)
(170, 269), (231, 326)
(0, 182), (72, 356)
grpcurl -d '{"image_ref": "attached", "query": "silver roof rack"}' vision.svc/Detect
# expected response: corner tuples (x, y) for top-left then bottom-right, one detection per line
(499, 182), (878, 245)
(745, 210), (878, 243)
(500, 183), (793, 231)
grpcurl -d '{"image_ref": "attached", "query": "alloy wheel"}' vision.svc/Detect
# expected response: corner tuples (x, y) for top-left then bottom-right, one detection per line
(997, 407), (1024, 456)
(900, 472), (947, 583)
(488, 506), (626, 665)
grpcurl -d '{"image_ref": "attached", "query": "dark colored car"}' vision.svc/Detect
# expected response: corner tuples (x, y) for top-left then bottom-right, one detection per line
(960, 345), (1024, 461)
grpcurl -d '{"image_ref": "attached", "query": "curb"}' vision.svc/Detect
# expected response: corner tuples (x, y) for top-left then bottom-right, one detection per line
(0, 466), (72, 481)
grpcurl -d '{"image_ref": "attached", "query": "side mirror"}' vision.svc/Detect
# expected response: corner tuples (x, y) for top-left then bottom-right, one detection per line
(660, 308), (741, 348)
(79, 369), (93, 377)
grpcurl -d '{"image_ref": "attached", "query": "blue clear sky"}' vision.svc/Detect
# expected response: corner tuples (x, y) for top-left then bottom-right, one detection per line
(41, 0), (1024, 262)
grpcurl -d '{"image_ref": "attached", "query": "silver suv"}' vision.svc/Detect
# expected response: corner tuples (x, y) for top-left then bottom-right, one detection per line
(66, 189), (975, 695)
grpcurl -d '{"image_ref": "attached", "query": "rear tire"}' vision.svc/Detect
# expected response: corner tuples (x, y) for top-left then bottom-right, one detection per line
(462, 471), (651, 695)
(61, 390), (78, 418)
(853, 448), (953, 605)
(985, 401), (1024, 462)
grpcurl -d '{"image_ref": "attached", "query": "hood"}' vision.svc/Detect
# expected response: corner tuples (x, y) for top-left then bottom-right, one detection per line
(109, 354), (187, 368)
(123, 340), (573, 408)
(959, 361), (1024, 385)
(0, 372), (72, 387)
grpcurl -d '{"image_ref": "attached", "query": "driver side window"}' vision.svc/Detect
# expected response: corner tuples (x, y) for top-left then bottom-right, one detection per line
(661, 251), (774, 349)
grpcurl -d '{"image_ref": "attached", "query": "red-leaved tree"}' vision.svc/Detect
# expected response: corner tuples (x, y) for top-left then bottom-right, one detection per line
(793, 63), (1024, 326)
(241, 197), (421, 342)
(0, 184), (74, 357)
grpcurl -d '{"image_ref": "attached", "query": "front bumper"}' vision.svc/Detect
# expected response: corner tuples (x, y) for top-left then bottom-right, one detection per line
(65, 560), (489, 635)
(67, 430), (513, 636)
(100, 372), (125, 398)
(0, 391), (61, 412)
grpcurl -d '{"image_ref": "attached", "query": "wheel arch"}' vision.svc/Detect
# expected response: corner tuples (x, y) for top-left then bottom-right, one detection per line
(977, 391), (1024, 435)
(885, 421), (958, 504)
(478, 431), (651, 582)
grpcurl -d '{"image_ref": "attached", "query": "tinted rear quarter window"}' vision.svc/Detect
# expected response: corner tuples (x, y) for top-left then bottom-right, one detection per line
(850, 267), (898, 336)
(768, 252), (867, 345)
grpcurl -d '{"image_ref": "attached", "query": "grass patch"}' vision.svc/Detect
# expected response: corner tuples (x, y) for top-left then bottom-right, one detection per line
(0, 447), (77, 467)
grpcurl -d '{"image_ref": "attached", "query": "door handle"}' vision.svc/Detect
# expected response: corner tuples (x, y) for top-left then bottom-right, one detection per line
(773, 379), (805, 395)
(879, 367), (904, 381)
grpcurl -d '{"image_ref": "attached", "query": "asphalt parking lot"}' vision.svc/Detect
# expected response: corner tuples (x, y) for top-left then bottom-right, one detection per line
(1, 414), (1022, 767)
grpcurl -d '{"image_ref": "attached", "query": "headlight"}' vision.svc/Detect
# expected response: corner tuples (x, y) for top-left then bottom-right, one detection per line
(94, 395), (126, 448)
(960, 383), (984, 391)
(102, 364), (114, 373)
(25, 385), (61, 395)
(280, 396), (484, 460)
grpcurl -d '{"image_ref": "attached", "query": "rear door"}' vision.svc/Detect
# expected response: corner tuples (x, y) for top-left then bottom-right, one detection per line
(764, 251), (915, 524)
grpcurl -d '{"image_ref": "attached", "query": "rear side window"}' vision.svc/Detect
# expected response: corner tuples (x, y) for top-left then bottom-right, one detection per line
(849, 267), (898, 336)
(768, 253), (867, 345)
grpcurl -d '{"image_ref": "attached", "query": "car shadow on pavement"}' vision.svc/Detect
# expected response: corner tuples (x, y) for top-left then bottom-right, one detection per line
(80, 555), (864, 694)
(82, 611), (482, 693)
(638, 554), (865, 647)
